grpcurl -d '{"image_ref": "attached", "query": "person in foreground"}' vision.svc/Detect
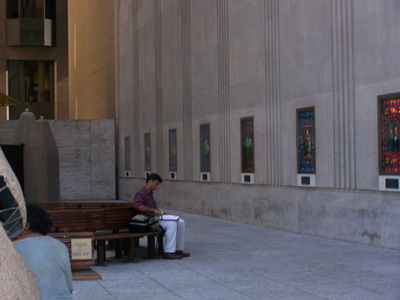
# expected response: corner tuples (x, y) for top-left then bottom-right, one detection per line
(133, 173), (190, 259)
(13, 204), (75, 300)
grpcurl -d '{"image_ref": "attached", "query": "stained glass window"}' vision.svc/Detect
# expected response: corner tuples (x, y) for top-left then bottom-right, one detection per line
(379, 94), (400, 174)
(200, 124), (211, 172)
(144, 133), (151, 171)
(241, 117), (254, 173)
(169, 129), (177, 172)
(297, 108), (315, 174)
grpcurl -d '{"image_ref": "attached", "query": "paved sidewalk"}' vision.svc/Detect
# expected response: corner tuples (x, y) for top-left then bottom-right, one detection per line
(73, 211), (400, 300)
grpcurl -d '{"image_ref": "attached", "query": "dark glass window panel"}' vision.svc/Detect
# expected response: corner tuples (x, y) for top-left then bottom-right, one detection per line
(7, 0), (54, 19)
(144, 133), (151, 171)
(8, 60), (55, 104)
(45, 0), (55, 19)
(200, 124), (211, 173)
(8, 60), (21, 102)
(297, 109), (316, 174)
(169, 129), (177, 172)
(379, 95), (400, 174)
(20, 0), (44, 18)
(241, 117), (254, 173)
(7, 0), (19, 18)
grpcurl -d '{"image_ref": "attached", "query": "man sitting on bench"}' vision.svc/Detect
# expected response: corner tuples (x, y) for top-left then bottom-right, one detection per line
(133, 173), (190, 259)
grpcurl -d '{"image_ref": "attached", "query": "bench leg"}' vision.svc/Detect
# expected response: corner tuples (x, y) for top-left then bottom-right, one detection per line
(115, 240), (122, 258)
(126, 238), (135, 262)
(108, 230), (118, 250)
(97, 240), (106, 266)
(134, 237), (140, 248)
(147, 235), (155, 258)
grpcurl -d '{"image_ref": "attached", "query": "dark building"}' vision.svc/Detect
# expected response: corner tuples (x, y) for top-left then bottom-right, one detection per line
(0, 0), (69, 120)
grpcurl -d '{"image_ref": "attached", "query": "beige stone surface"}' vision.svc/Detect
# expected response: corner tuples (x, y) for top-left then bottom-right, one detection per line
(68, 0), (116, 120)
(0, 147), (40, 299)
(0, 226), (41, 300)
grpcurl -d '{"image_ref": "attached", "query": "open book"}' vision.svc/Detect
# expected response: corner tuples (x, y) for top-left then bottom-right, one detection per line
(158, 215), (180, 221)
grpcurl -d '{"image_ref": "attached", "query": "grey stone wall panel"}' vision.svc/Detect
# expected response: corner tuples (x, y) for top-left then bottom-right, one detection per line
(116, 0), (400, 249)
(0, 119), (115, 201)
(0, 120), (19, 144)
(54, 120), (115, 200)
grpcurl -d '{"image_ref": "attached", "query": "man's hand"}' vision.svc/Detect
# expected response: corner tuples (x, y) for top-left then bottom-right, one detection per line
(137, 205), (162, 216)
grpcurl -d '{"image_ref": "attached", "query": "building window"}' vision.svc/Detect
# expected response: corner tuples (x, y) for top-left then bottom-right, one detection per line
(169, 129), (177, 172)
(379, 94), (400, 175)
(241, 117), (254, 173)
(20, 0), (44, 18)
(44, 0), (55, 19)
(297, 108), (316, 174)
(8, 60), (54, 104)
(6, 0), (56, 46)
(8, 60), (55, 119)
(144, 133), (151, 172)
(7, 0), (19, 18)
(7, 0), (55, 19)
(200, 124), (211, 173)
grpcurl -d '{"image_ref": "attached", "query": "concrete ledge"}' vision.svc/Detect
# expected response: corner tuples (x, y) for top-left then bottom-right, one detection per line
(120, 178), (400, 250)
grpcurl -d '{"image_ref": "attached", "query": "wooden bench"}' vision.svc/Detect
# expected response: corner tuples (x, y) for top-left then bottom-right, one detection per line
(49, 208), (106, 232)
(38, 202), (164, 267)
(94, 231), (162, 265)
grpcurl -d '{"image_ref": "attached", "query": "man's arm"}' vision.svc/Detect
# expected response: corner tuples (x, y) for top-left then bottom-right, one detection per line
(137, 205), (161, 216)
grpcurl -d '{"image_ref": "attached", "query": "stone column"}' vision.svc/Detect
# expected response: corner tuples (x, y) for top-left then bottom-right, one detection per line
(13, 112), (48, 203)
(38, 118), (60, 203)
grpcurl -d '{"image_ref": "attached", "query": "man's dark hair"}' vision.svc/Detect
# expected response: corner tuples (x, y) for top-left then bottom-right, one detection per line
(146, 173), (162, 184)
(26, 203), (53, 235)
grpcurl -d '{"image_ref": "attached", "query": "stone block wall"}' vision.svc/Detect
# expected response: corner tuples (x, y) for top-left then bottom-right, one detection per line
(0, 119), (115, 201)
(115, 0), (400, 249)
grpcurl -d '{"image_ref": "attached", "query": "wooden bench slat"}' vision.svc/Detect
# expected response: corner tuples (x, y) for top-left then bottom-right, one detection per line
(71, 266), (102, 281)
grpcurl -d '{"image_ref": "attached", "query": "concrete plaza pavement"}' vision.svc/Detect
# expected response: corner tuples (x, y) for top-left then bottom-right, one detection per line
(73, 211), (400, 300)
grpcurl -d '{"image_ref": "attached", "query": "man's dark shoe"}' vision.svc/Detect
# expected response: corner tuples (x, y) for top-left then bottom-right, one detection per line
(175, 250), (190, 257)
(162, 253), (182, 259)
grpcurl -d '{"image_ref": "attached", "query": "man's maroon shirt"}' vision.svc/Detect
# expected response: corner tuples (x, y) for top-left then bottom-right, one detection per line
(133, 186), (159, 216)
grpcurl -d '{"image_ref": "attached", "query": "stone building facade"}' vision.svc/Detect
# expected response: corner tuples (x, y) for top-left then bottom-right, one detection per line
(115, 0), (400, 249)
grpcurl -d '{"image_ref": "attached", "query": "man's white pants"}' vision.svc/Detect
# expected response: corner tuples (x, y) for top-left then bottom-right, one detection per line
(158, 218), (185, 253)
